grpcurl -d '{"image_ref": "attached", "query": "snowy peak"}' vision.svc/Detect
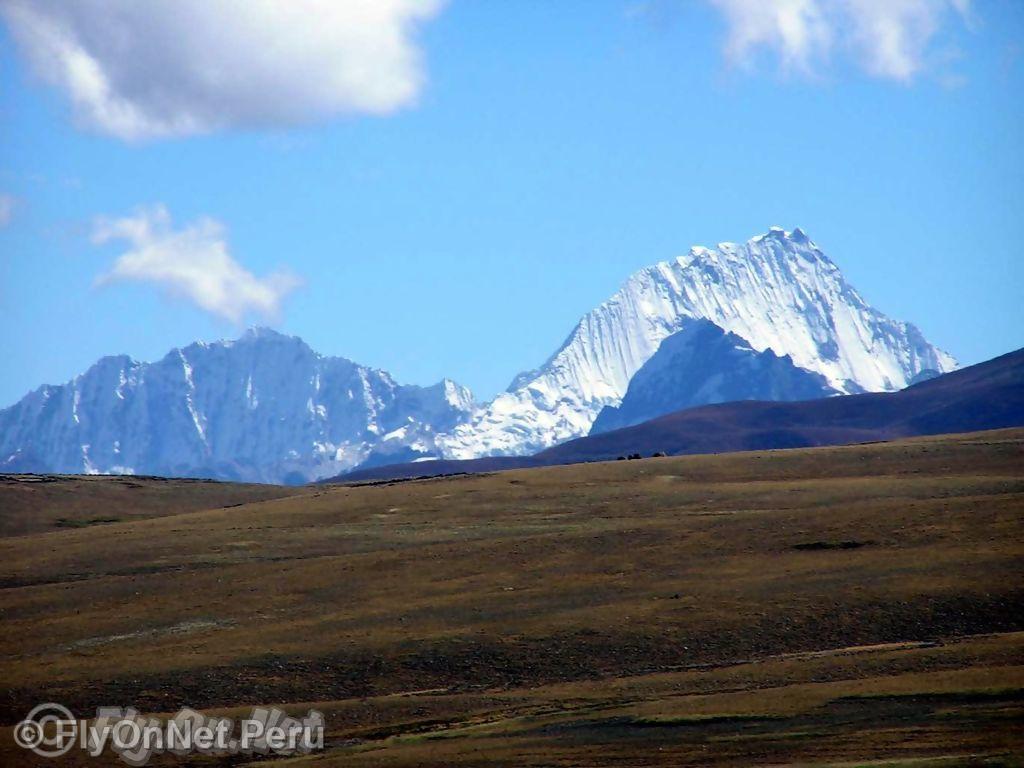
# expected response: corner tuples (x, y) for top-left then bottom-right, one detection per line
(0, 330), (475, 483)
(436, 227), (955, 459)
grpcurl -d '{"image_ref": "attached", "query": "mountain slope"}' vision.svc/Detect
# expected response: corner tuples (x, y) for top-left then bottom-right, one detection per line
(436, 227), (954, 459)
(0, 328), (474, 483)
(590, 319), (837, 434)
(333, 347), (1023, 483)
(540, 347), (1024, 464)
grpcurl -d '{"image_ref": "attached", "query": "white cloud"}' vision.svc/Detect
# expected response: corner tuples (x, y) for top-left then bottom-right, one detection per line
(711, 0), (832, 75)
(94, 206), (300, 323)
(0, 0), (445, 141)
(709, 0), (972, 82)
(0, 194), (15, 227)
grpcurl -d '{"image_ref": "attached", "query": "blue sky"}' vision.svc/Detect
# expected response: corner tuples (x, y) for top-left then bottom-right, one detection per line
(1, 0), (1022, 408)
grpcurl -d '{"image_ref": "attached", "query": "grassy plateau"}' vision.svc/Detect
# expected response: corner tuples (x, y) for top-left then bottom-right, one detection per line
(0, 428), (1022, 766)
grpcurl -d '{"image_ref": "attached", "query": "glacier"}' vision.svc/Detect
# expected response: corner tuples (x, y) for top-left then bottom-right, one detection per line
(435, 227), (955, 458)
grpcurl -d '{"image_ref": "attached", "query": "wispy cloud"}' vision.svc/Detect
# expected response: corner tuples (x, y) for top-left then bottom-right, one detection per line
(94, 206), (300, 323)
(711, 0), (832, 75)
(0, 0), (446, 141)
(709, 0), (972, 82)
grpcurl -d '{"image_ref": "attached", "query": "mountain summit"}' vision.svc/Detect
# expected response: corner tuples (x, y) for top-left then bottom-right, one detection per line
(435, 228), (955, 458)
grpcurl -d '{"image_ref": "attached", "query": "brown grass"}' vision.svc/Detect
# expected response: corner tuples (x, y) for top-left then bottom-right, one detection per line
(0, 474), (299, 537)
(0, 428), (1022, 766)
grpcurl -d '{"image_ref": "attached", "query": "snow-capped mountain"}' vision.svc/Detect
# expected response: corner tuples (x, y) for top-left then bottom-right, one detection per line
(1, 228), (957, 478)
(0, 328), (474, 483)
(590, 319), (838, 434)
(436, 227), (955, 458)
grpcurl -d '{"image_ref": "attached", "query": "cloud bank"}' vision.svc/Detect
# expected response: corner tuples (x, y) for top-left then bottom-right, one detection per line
(0, 0), (445, 141)
(94, 206), (300, 323)
(709, 0), (971, 81)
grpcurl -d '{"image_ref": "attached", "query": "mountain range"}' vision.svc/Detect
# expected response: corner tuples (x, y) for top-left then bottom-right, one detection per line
(0, 227), (959, 483)
(0, 328), (473, 483)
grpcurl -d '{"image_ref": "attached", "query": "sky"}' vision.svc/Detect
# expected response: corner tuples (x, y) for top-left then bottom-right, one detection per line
(0, 0), (1022, 408)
